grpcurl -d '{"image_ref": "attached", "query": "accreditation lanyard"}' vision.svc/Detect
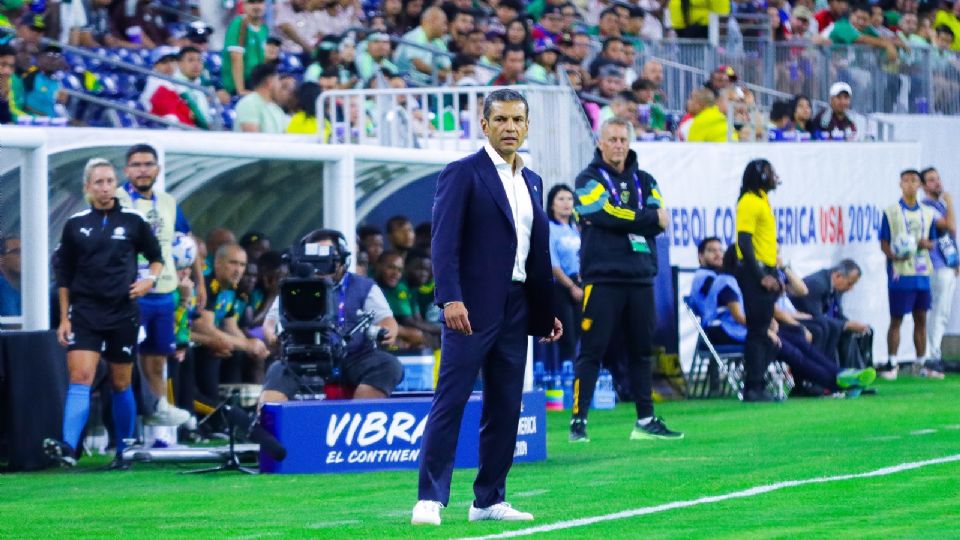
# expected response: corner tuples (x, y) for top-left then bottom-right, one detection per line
(126, 182), (159, 234)
(901, 202), (924, 241)
(598, 168), (642, 208)
(337, 273), (350, 329)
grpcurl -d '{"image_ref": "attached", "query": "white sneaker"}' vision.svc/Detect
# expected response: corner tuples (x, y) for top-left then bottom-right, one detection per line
(879, 366), (899, 381)
(411, 500), (443, 525)
(468, 502), (534, 522)
(144, 399), (191, 426)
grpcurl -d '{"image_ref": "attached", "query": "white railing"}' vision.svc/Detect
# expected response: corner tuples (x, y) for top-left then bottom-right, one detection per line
(318, 84), (595, 189)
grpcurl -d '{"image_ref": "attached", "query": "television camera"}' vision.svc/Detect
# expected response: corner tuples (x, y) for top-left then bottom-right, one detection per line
(278, 235), (387, 391)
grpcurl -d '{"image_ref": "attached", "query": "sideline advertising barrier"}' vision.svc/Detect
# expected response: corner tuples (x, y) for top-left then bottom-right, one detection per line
(633, 142), (923, 368)
(260, 391), (547, 474)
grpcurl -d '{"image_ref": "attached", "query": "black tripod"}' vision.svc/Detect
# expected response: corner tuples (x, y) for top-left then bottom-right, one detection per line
(183, 394), (258, 475)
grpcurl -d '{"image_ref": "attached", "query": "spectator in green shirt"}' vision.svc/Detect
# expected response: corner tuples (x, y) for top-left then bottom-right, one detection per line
(234, 64), (290, 133)
(221, 0), (269, 95)
(376, 250), (439, 349)
(405, 252), (441, 325)
(394, 6), (451, 85)
(356, 32), (398, 82)
(829, 4), (900, 62)
(632, 78), (667, 131)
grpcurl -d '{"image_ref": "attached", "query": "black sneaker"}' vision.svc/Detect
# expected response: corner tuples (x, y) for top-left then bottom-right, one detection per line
(630, 417), (684, 440)
(102, 457), (131, 471)
(742, 388), (784, 403)
(43, 438), (77, 467)
(569, 418), (590, 443)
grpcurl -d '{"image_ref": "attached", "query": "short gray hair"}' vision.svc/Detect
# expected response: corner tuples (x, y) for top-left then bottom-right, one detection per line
(599, 117), (631, 136)
(482, 89), (529, 120)
(831, 258), (861, 277)
(83, 157), (115, 186)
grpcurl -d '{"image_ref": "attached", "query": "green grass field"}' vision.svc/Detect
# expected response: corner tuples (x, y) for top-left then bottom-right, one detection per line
(3, 376), (959, 539)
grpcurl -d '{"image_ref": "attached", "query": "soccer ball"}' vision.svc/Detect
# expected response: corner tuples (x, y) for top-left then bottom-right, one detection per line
(171, 232), (197, 269)
(892, 234), (917, 258)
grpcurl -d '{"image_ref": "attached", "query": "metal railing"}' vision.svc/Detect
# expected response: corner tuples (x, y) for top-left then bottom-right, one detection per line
(632, 34), (959, 115)
(62, 89), (201, 130)
(318, 84), (593, 187)
(0, 26), (224, 130)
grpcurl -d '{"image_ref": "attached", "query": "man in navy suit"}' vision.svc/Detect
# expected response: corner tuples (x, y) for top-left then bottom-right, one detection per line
(412, 89), (563, 526)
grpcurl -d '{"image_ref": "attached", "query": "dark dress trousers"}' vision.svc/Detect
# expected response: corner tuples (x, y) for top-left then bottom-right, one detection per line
(418, 148), (554, 508)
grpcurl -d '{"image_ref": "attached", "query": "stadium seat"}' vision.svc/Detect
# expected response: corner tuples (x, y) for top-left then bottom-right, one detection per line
(204, 53), (222, 77)
(61, 73), (82, 92)
(118, 74), (141, 99)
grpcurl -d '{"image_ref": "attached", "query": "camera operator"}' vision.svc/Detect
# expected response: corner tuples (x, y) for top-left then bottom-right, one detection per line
(259, 229), (403, 404)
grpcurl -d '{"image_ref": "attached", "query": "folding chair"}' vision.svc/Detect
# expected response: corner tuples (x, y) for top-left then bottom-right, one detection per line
(682, 296), (794, 400)
(682, 296), (744, 399)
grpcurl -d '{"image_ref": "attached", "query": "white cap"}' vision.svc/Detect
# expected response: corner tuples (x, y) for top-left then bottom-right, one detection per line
(830, 81), (852, 97)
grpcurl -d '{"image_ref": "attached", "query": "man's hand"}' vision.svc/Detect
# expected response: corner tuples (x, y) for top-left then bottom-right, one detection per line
(804, 327), (813, 343)
(246, 338), (270, 361)
(540, 317), (563, 344)
(657, 207), (669, 229)
(760, 274), (781, 292)
(57, 319), (73, 347)
(845, 320), (870, 334)
(569, 285), (584, 303)
(380, 325), (397, 347)
(919, 238), (934, 250)
(178, 275), (194, 303)
(129, 278), (155, 298)
(443, 301), (472, 335)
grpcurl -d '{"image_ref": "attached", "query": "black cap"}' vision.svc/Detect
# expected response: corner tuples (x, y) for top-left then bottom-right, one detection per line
(185, 21), (213, 43)
(266, 36), (282, 46)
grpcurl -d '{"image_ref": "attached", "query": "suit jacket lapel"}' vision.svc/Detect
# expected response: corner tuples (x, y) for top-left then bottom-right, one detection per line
(477, 149), (516, 230)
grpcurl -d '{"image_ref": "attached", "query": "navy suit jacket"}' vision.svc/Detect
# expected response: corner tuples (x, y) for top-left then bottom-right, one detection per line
(431, 148), (555, 337)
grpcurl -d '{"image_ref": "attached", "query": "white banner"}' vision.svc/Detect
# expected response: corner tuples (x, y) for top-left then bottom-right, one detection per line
(630, 142), (923, 369)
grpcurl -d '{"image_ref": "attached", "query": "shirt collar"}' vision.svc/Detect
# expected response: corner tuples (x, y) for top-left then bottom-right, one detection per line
(899, 198), (920, 210)
(125, 182), (155, 201)
(483, 142), (524, 173)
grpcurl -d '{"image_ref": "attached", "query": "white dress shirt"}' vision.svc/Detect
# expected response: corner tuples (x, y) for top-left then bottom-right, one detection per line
(484, 142), (533, 282)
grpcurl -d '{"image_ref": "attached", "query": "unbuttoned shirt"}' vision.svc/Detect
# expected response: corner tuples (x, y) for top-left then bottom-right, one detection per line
(484, 142), (533, 282)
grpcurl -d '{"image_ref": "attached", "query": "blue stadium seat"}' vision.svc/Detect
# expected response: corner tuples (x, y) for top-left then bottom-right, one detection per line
(204, 53), (222, 77)
(281, 53), (303, 73)
(220, 107), (236, 130)
(118, 74), (140, 99)
(61, 73), (82, 92)
(99, 74), (120, 97)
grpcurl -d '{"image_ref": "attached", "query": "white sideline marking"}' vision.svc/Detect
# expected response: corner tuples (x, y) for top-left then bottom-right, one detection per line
(513, 489), (549, 498)
(910, 429), (938, 436)
(459, 454), (960, 540)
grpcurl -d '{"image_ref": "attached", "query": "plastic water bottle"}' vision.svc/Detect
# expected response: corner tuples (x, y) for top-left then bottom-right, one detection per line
(545, 371), (564, 411)
(459, 110), (471, 139)
(533, 361), (546, 392)
(592, 369), (616, 410)
(561, 361), (575, 410)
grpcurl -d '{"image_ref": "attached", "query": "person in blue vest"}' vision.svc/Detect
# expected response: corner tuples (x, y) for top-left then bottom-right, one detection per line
(688, 237), (746, 346)
(258, 229), (402, 405)
(879, 169), (941, 380)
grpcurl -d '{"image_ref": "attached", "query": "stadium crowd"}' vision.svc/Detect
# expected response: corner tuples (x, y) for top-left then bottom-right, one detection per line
(1, 0), (958, 135)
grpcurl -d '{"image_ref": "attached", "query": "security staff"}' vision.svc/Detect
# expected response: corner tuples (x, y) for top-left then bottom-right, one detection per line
(45, 158), (163, 468)
(569, 118), (682, 443)
(734, 159), (783, 402)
